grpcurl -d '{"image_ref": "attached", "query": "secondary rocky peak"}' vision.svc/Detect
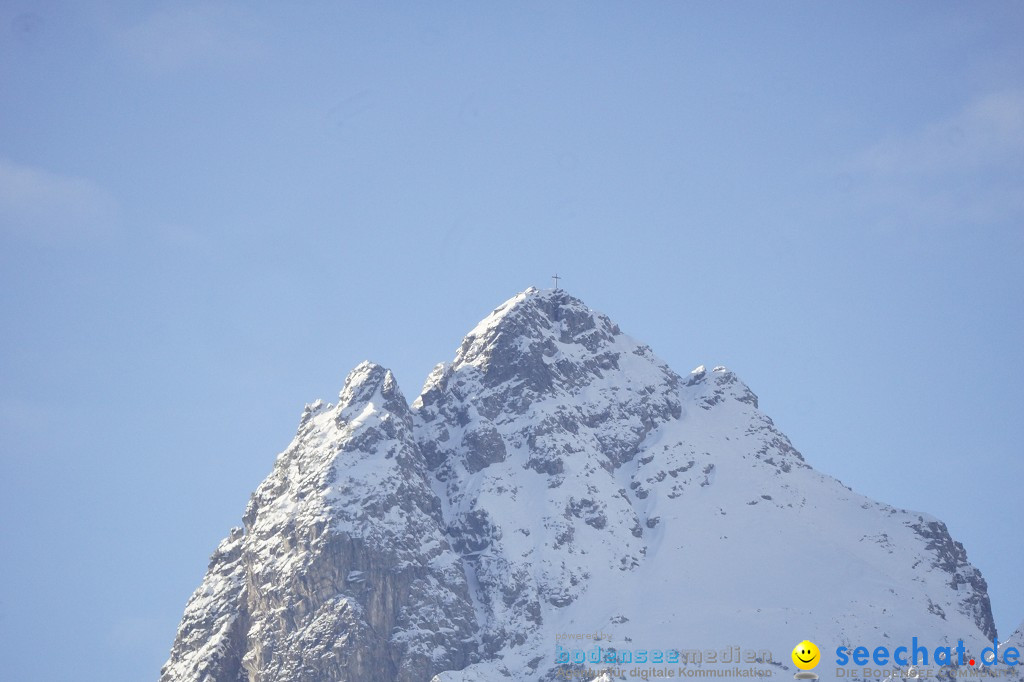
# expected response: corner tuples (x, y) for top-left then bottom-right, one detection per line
(336, 361), (410, 422)
(685, 363), (761, 410)
(163, 358), (478, 682)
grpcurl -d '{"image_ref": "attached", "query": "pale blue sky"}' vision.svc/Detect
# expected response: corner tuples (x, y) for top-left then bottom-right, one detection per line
(1, 3), (1022, 680)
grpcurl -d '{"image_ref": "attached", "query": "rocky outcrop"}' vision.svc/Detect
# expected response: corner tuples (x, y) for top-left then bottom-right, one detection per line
(162, 362), (476, 682)
(908, 518), (997, 640)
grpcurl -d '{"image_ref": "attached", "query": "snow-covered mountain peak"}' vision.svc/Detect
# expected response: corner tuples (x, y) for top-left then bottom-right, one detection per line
(163, 288), (1011, 682)
(450, 287), (632, 383)
(414, 289), (685, 477)
(417, 287), (681, 423)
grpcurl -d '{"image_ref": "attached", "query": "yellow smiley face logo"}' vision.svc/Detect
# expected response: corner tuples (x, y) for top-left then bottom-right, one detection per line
(792, 640), (820, 670)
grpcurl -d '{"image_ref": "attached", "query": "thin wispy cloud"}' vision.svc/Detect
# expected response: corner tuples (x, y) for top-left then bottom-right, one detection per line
(860, 90), (1024, 175)
(0, 159), (120, 244)
(843, 91), (1024, 229)
(119, 5), (259, 72)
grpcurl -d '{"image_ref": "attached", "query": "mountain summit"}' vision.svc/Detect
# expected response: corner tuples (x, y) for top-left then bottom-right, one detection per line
(162, 288), (1005, 682)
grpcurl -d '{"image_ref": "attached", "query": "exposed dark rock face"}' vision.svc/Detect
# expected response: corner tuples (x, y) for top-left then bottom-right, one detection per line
(909, 518), (997, 641)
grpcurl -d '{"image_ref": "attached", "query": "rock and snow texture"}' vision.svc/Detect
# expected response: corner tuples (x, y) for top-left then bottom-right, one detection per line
(162, 287), (1010, 682)
(161, 363), (476, 682)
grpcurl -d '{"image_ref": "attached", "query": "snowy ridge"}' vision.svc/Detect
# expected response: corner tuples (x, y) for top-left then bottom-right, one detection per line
(162, 288), (1014, 682)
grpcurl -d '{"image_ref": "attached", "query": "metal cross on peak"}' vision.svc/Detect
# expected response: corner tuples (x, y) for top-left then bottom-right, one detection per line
(552, 273), (561, 290)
